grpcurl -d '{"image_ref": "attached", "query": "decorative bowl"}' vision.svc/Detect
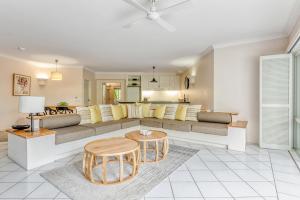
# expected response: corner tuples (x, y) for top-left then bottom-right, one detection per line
(140, 130), (152, 136)
(12, 125), (30, 130)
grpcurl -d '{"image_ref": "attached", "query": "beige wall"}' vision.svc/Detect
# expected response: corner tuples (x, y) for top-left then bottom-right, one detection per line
(213, 38), (288, 144)
(180, 50), (214, 109)
(0, 56), (84, 130)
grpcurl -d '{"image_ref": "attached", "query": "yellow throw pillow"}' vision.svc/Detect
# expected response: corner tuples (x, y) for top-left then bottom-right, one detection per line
(111, 105), (124, 120)
(175, 105), (188, 121)
(120, 104), (127, 118)
(154, 105), (166, 119)
(88, 105), (101, 124)
(142, 103), (151, 117)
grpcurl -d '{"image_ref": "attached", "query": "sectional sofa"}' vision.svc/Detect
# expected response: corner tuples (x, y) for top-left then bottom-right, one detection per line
(39, 109), (247, 162)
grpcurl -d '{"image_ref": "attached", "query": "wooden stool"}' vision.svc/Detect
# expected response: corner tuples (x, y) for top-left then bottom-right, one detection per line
(82, 137), (140, 185)
(125, 130), (169, 163)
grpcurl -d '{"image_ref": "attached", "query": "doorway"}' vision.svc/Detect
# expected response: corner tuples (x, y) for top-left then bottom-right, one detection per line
(97, 79), (126, 104)
(102, 82), (121, 104)
(83, 79), (91, 106)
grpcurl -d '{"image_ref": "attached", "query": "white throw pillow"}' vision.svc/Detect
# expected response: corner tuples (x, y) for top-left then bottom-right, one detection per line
(98, 104), (113, 122)
(127, 104), (143, 119)
(76, 107), (91, 124)
(163, 104), (178, 120)
(186, 105), (202, 121)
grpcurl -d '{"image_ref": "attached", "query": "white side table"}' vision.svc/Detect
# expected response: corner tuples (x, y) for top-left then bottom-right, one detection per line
(7, 128), (56, 170)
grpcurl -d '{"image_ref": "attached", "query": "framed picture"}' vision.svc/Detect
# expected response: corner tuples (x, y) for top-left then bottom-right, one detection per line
(13, 73), (31, 96)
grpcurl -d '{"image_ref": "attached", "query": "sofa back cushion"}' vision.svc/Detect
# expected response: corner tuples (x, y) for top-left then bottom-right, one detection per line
(186, 105), (202, 121)
(111, 105), (124, 120)
(76, 107), (91, 124)
(89, 105), (102, 123)
(164, 104), (178, 120)
(197, 112), (232, 124)
(40, 114), (81, 129)
(127, 104), (143, 119)
(120, 104), (128, 118)
(99, 105), (114, 122)
(154, 105), (166, 119)
(175, 104), (188, 121)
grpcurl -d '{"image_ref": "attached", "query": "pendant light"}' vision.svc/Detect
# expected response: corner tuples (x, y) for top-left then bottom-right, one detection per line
(51, 59), (63, 81)
(150, 66), (158, 83)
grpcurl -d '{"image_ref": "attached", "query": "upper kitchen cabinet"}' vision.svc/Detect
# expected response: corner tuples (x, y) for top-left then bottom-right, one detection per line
(141, 74), (180, 90)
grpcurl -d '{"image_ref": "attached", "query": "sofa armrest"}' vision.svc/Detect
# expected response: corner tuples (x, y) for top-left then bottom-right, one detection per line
(228, 121), (248, 128)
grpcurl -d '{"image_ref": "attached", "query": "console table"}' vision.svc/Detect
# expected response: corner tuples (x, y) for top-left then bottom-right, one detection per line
(7, 128), (56, 170)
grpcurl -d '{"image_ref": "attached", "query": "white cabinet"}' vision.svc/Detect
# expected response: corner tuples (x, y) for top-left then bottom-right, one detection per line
(141, 74), (180, 90)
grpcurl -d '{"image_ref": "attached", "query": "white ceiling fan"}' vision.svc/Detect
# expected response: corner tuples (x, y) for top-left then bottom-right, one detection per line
(123, 0), (191, 32)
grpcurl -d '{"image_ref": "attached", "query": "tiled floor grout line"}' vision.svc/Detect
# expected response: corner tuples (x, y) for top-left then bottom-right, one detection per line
(167, 176), (175, 200)
(23, 182), (44, 199)
(205, 148), (267, 199)
(288, 150), (300, 172)
(196, 153), (235, 199)
(228, 149), (275, 183)
(265, 150), (279, 200)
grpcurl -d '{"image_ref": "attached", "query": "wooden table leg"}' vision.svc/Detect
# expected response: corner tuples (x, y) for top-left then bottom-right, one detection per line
(132, 151), (137, 176)
(82, 151), (87, 173)
(162, 138), (169, 159)
(143, 141), (147, 162)
(102, 156), (107, 184)
(119, 155), (124, 182)
(88, 154), (95, 183)
(155, 141), (159, 161)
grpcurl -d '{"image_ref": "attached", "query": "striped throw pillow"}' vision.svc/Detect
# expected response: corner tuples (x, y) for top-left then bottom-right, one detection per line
(76, 107), (91, 124)
(163, 104), (178, 120)
(99, 105), (114, 122)
(127, 104), (143, 119)
(186, 105), (202, 121)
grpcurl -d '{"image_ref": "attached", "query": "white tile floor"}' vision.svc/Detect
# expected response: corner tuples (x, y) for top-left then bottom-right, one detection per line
(0, 140), (300, 200)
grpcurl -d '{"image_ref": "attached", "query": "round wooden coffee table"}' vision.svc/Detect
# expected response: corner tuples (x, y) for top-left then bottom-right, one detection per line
(125, 130), (169, 163)
(82, 137), (140, 185)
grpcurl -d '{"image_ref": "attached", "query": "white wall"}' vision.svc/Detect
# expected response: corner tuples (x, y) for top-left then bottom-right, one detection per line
(213, 38), (288, 143)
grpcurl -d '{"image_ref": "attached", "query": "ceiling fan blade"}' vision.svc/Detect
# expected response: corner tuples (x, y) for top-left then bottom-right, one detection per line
(123, 17), (146, 29)
(158, 0), (191, 13)
(123, 0), (149, 13)
(154, 17), (176, 32)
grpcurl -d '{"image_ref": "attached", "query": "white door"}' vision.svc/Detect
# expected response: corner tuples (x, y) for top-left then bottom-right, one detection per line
(260, 54), (293, 150)
(84, 80), (91, 106)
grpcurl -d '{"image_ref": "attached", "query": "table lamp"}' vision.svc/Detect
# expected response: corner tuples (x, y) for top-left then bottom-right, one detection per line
(19, 96), (45, 132)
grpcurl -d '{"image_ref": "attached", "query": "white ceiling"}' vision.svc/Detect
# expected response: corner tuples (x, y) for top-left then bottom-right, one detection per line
(0, 0), (299, 72)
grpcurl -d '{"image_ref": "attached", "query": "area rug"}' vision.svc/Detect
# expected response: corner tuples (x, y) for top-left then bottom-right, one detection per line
(41, 144), (199, 200)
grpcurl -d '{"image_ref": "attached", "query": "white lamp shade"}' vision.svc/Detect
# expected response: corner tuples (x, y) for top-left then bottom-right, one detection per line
(51, 71), (62, 80)
(19, 96), (45, 113)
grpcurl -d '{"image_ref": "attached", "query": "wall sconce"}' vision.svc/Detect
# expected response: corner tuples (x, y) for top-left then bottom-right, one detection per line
(36, 73), (49, 86)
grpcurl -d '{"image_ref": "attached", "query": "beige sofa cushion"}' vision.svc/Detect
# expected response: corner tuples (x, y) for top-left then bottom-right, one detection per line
(40, 114), (81, 129)
(81, 121), (121, 135)
(127, 104), (143, 119)
(120, 118), (140, 129)
(140, 118), (163, 128)
(99, 105), (114, 122)
(186, 105), (202, 121)
(191, 122), (228, 136)
(76, 107), (91, 124)
(163, 104), (178, 120)
(197, 112), (232, 124)
(162, 119), (191, 132)
(55, 125), (95, 144)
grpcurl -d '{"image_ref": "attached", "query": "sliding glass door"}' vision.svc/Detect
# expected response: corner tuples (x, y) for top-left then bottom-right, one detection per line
(294, 53), (300, 152)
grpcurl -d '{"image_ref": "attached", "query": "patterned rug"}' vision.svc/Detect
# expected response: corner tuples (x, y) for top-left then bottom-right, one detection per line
(41, 144), (199, 200)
